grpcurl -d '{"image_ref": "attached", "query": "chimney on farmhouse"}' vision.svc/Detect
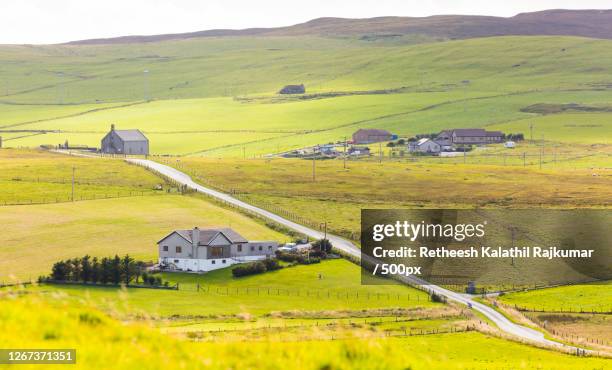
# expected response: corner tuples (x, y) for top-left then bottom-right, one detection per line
(111, 124), (115, 131)
(192, 227), (199, 258)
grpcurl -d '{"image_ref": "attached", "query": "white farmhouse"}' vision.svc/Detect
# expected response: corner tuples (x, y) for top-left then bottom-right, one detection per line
(158, 227), (278, 272)
(408, 138), (441, 154)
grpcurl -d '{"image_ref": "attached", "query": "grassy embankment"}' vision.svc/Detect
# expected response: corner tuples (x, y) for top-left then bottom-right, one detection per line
(27, 259), (434, 317)
(1, 291), (611, 370)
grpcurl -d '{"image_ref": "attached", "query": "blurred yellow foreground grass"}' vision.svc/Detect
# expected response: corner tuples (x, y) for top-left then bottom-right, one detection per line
(1, 289), (610, 370)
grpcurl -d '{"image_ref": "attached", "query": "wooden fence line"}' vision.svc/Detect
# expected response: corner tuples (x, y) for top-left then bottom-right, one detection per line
(0, 190), (163, 207)
(191, 284), (427, 302)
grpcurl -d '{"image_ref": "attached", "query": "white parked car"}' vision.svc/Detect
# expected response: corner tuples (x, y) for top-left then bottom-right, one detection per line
(504, 141), (516, 148)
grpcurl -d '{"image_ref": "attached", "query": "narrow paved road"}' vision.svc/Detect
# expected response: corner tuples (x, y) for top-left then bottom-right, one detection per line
(128, 158), (584, 352)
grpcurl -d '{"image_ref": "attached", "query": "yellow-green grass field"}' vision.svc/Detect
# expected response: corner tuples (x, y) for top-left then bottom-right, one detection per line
(167, 157), (612, 240)
(2, 35), (612, 156)
(27, 259), (435, 317)
(498, 282), (612, 312)
(4, 90), (612, 157)
(0, 148), (164, 204)
(3, 36), (611, 104)
(489, 113), (612, 145)
(0, 195), (287, 281)
(1, 292), (611, 370)
(525, 312), (612, 346)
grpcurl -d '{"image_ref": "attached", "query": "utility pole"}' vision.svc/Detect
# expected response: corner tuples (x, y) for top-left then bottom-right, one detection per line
(379, 141), (382, 164)
(343, 136), (347, 169)
(523, 152), (526, 167)
(312, 157), (316, 182)
(509, 226), (517, 266)
(529, 123), (534, 144)
(243, 146), (246, 160)
(540, 134), (544, 170)
(143, 69), (150, 101)
(56, 72), (64, 104)
(71, 166), (75, 202)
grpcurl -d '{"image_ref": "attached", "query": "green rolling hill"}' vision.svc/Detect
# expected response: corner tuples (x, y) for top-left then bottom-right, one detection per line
(0, 11), (611, 155)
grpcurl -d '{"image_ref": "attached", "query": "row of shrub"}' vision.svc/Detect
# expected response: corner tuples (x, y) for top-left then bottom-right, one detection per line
(41, 254), (166, 286)
(231, 238), (333, 277)
(232, 258), (281, 277)
(275, 251), (321, 265)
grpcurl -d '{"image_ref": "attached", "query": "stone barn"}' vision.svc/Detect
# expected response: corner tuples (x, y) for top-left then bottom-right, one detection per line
(352, 129), (393, 144)
(279, 84), (305, 94)
(101, 124), (149, 155)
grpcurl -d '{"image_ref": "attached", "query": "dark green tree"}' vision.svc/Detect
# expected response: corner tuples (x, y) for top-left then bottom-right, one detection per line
(91, 257), (100, 283)
(51, 260), (69, 281)
(70, 258), (82, 282)
(121, 254), (135, 285)
(100, 257), (111, 284)
(80, 255), (92, 282)
(111, 255), (121, 284)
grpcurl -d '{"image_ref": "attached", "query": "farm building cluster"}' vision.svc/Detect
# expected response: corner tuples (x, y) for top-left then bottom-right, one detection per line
(408, 128), (506, 155)
(282, 127), (515, 159)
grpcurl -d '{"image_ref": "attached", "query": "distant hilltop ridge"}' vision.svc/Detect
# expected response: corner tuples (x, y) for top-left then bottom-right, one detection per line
(65, 9), (612, 45)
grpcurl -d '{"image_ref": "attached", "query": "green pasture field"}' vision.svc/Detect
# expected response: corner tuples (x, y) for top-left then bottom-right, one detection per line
(0, 195), (287, 281)
(27, 259), (435, 317)
(0, 101), (129, 128)
(3, 89), (612, 156)
(525, 312), (612, 345)
(0, 148), (164, 204)
(489, 113), (612, 145)
(2, 36), (611, 104)
(498, 282), (612, 312)
(161, 316), (464, 336)
(1, 292), (610, 370)
(2, 35), (612, 156)
(171, 156), (611, 213)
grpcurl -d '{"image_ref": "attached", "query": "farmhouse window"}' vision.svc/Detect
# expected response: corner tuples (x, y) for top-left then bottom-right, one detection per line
(174, 259), (179, 263)
(222, 260), (226, 264)
(176, 246), (182, 253)
(210, 247), (223, 258)
(237, 245), (243, 252)
(258, 246), (263, 251)
(163, 246), (168, 251)
(251, 246), (255, 251)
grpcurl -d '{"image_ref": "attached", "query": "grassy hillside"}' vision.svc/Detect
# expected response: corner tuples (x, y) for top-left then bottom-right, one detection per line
(2, 291), (611, 369)
(66, 10), (612, 44)
(0, 148), (165, 204)
(1, 35), (611, 155)
(0, 195), (287, 281)
(499, 282), (612, 312)
(2, 36), (611, 104)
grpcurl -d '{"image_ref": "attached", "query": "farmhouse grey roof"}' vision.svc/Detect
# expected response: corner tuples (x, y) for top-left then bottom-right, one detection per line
(354, 128), (392, 136)
(452, 129), (487, 137)
(159, 228), (248, 245)
(113, 129), (148, 142)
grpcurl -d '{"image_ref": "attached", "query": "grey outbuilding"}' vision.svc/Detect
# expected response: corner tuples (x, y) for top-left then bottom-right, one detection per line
(101, 124), (149, 155)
